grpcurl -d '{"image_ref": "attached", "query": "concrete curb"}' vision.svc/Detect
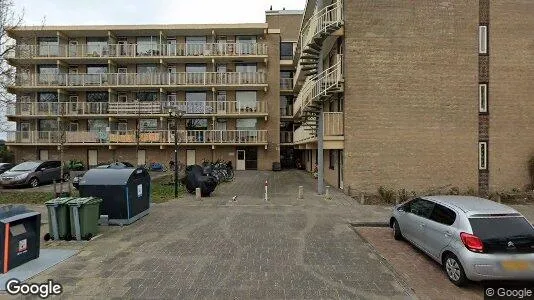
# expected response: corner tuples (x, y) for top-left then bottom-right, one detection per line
(349, 221), (389, 228)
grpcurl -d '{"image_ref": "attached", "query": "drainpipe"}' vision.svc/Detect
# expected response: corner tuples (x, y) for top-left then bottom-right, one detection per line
(316, 0), (325, 195)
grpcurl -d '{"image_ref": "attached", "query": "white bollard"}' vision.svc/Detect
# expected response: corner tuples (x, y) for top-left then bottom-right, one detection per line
(325, 186), (331, 200)
(264, 180), (268, 201)
(298, 186), (304, 199)
(195, 188), (201, 200)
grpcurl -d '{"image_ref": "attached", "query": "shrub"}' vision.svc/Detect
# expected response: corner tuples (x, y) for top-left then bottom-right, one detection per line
(465, 187), (477, 196)
(449, 187), (460, 195)
(398, 188), (410, 203)
(378, 186), (395, 204)
(67, 159), (85, 171)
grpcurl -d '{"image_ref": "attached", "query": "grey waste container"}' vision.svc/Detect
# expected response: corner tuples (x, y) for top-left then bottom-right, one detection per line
(78, 167), (150, 225)
(0, 205), (41, 273)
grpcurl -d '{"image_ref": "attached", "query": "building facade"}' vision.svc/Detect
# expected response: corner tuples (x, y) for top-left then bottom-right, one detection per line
(5, 0), (533, 194)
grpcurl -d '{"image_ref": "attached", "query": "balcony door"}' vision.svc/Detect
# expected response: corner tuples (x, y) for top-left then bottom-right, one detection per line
(118, 67), (127, 85)
(88, 150), (98, 168)
(20, 123), (30, 143)
(68, 40), (78, 57)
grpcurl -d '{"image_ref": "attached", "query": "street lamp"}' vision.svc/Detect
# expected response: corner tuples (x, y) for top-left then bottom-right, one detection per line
(169, 107), (185, 197)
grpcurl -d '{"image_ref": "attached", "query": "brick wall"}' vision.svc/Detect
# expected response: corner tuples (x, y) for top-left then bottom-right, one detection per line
(343, 0), (479, 194)
(489, 0), (534, 191)
(266, 14), (303, 41)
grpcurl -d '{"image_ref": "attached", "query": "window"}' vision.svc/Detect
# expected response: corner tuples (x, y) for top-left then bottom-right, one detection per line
(329, 150), (335, 170)
(38, 65), (58, 74)
(280, 42), (294, 60)
(236, 36), (257, 54)
(69, 122), (78, 132)
(87, 65), (108, 74)
(280, 96), (293, 116)
(139, 119), (157, 131)
(137, 64), (158, 73)
(38, 92), (58, 102)
(236, 91), (257, 110)
(38, 37), (59, 56)
(479, 83), (488, 113)
(136, 92), (158, 102)
(236, 119), (257, 130)
(185, 92), (207, 114)
(86, 37), (108, 57)
(185, 36), (206, 55)
(479, 142), (488, 170)
(136, 36), (159, 56)
(88, 119), (108, 132)
(407, 198), (435, 219)
(235, 63), (257, 73)
(429, 204), (456, 226)
(87, 92), (108, 102)
(186, 119), (208, 129)
(479, 25), (487, 54)
(186, 64), (207, 73)
(38, 119), (58, 131)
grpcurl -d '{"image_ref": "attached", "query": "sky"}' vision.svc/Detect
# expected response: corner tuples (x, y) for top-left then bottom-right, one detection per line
(0, 0), (306, 140)
(14, 0), (306, 25)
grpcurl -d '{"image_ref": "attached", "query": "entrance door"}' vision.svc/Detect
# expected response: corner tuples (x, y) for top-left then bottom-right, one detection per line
(88, 150), (98, 168)
(137, 149), (146, 167)
(186, 149), (196, 166)
(339, 150), (344, 190)
(39, 149), (49, 160)
(236, 150), (245, 170)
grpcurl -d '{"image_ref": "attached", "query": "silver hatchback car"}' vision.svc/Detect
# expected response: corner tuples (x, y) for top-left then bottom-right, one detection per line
(390, 196), (534, 286)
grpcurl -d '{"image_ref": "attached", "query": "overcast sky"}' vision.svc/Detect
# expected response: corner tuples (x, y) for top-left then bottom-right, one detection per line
(15, 0), (306, 25)
(0, 0), (306, 140)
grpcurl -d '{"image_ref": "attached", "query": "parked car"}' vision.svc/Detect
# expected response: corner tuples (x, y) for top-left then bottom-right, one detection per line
(72, 162), (134, 189)
(0, 160), (69, 188)
(0, 163), (15, 175)
(390, 196), (534, 286)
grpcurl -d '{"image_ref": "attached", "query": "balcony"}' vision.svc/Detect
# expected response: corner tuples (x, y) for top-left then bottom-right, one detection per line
(6, 130), (268, 145)
(11, 72), (267, 90)
(293, 112), (343, 149)
(6, 43), (268, 62)
(280, 78), (293, 92)
(6, 101), (268, 117)
(280, 131), (293, 144)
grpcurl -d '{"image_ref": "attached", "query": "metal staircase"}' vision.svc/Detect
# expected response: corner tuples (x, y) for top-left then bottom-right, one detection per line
(299, 0), (344, 77)
(294, 59), (343, 136)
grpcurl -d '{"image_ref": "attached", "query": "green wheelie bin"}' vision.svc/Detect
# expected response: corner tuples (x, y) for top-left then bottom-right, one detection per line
(68, 197), (102, 241)
(44, 197), (77, 241)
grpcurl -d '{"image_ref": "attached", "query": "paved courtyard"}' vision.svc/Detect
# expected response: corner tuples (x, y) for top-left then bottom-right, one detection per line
(12, 171), (411, 299)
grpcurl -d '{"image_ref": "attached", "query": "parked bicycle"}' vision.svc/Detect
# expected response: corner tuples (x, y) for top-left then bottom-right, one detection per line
(199, 159), (234, 183)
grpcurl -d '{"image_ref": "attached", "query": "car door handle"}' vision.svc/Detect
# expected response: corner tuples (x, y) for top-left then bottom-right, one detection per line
(419, 223), (425, 227)
(444, 231), (452, 237)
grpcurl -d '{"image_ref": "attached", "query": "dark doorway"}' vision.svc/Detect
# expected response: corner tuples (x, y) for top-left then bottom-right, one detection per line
(237, 147), (257, 170)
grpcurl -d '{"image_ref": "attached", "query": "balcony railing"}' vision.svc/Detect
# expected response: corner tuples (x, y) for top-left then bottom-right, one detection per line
(6, 101), (268, 116)
(7, 43), (268, 59)
(298, 0), (343, 60)
(6, 130), (268, 145)
(293, 59), (343, 116)
(323, 112), (343, 136)
(293, 126), (315, 144)
(280, 78), (293, 90)
(13, 72), (267, 88)
(280, 131), (293, 144)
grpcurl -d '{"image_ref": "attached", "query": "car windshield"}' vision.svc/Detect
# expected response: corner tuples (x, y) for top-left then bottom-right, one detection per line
(9, 162), (40, 172)
(469, 216), (534, 240)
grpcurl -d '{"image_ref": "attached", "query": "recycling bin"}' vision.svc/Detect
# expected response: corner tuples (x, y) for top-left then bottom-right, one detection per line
(68, 197), (102, 241)
(44, 197), (76, 241)
(78, 167), (151, 225)
(0, 205), (41, 273)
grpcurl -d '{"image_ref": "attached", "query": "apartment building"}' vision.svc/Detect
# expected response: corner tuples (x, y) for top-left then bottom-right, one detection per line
(5, 24), (281, 170)
(289, 0), (533, 195)
(5, 0), (533, 194)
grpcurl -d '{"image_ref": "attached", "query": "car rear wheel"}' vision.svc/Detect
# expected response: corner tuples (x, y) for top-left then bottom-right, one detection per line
(29, 177), (39, 188)
(444, 254), (468, 286)
(392, 219), (403, 240)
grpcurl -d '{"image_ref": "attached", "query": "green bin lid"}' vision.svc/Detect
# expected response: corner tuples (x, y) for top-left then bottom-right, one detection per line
(67, 197), (102, 206)
(45, 197), (77, 205)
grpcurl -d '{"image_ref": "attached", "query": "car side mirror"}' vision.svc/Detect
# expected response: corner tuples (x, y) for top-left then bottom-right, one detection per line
(397, 207), (405, 212)
(39, 168), (46, 171)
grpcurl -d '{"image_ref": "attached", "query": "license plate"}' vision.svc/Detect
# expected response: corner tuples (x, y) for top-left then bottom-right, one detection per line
(501, 260), (531, 271)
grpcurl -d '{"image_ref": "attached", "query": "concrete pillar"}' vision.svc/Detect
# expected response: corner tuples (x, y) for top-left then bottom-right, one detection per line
(195, 188), (201, 200)
(298, 186), (304, 199)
